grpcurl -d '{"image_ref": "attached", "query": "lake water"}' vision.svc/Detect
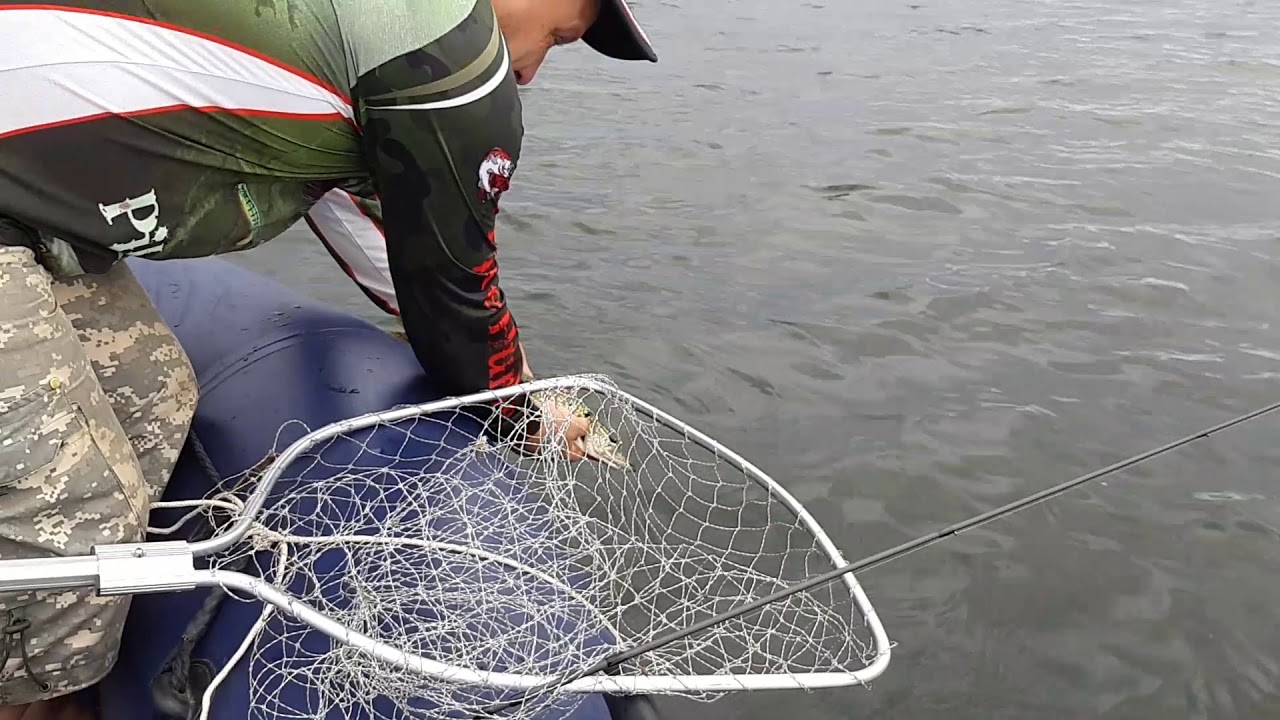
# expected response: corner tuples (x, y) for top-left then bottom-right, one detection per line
(234, 0), (1280, 717)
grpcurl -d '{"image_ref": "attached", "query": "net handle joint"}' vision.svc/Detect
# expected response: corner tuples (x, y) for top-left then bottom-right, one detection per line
(0, 541), (198, 597)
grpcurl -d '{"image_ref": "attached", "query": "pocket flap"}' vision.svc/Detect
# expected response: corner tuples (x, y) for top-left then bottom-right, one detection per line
(0, 387), (70, 490)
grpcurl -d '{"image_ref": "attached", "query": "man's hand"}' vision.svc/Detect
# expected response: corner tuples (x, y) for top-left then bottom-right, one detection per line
(521, 396), (591, 462)
(517, 342), (589, 461)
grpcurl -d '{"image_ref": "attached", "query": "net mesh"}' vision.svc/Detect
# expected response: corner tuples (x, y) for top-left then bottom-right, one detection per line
(157, 374), (883, 720)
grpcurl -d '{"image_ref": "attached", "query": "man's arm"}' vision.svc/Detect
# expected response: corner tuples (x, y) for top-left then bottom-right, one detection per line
(354, 0), (526, 399)
(303, 187), (399, 316)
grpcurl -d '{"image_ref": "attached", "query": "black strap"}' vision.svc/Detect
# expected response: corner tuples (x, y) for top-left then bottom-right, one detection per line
(0, 608), (51, 697)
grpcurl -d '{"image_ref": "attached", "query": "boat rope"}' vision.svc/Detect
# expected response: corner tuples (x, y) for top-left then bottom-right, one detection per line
(185, 430), (222, 492)
(152, 430), (241, 720)
(475, 397), (1280, 717)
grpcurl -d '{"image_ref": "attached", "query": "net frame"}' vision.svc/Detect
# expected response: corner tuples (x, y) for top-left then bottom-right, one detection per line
(0, 374), (892, 702)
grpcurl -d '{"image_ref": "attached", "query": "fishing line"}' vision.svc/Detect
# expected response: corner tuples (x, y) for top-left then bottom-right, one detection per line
(475, 397), (1280, 717)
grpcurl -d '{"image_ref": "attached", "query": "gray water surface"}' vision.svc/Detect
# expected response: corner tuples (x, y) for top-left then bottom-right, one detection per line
(235, 0), (1280, 716)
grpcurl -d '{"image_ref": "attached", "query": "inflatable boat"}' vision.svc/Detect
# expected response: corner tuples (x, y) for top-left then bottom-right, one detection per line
(96, 256), (662, 720)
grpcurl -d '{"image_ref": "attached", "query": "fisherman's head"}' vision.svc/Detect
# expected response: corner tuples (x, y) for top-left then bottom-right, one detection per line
(493, 0), (657, 86)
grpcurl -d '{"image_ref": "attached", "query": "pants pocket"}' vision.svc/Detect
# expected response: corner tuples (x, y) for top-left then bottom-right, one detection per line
(0, 384), (73, 493)
(0, 383), (144, 559)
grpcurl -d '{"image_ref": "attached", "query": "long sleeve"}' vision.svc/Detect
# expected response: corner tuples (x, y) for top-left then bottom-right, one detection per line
(353, 1), (527, 400)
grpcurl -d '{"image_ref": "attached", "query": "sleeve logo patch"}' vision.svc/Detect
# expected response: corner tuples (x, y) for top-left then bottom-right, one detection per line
(477, 148), (515, 208)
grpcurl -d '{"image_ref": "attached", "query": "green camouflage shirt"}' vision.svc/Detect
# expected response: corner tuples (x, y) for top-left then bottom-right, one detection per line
(0, 0), (527, 397)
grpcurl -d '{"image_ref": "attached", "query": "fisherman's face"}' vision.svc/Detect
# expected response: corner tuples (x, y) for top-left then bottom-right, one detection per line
(492, 0), (600, 86)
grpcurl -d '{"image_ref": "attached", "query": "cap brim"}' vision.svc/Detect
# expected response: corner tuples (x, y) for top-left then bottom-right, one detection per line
(582, 0), (657, 63)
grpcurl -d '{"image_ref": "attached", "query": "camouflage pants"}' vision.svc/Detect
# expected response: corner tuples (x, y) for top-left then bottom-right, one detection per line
(0, 245), (198, 706)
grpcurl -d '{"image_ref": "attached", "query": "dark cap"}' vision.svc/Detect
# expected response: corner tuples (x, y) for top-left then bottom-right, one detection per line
(582, 0), (658, 63)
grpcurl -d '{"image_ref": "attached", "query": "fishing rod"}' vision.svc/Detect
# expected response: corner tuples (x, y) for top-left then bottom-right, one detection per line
(475, 397), (1280, 717)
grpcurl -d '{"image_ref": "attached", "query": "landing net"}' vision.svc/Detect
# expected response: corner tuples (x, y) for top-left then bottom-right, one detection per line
(149, 374), (890, 720)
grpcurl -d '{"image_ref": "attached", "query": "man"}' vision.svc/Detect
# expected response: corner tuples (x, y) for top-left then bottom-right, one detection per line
(0, 0), (657, 716)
